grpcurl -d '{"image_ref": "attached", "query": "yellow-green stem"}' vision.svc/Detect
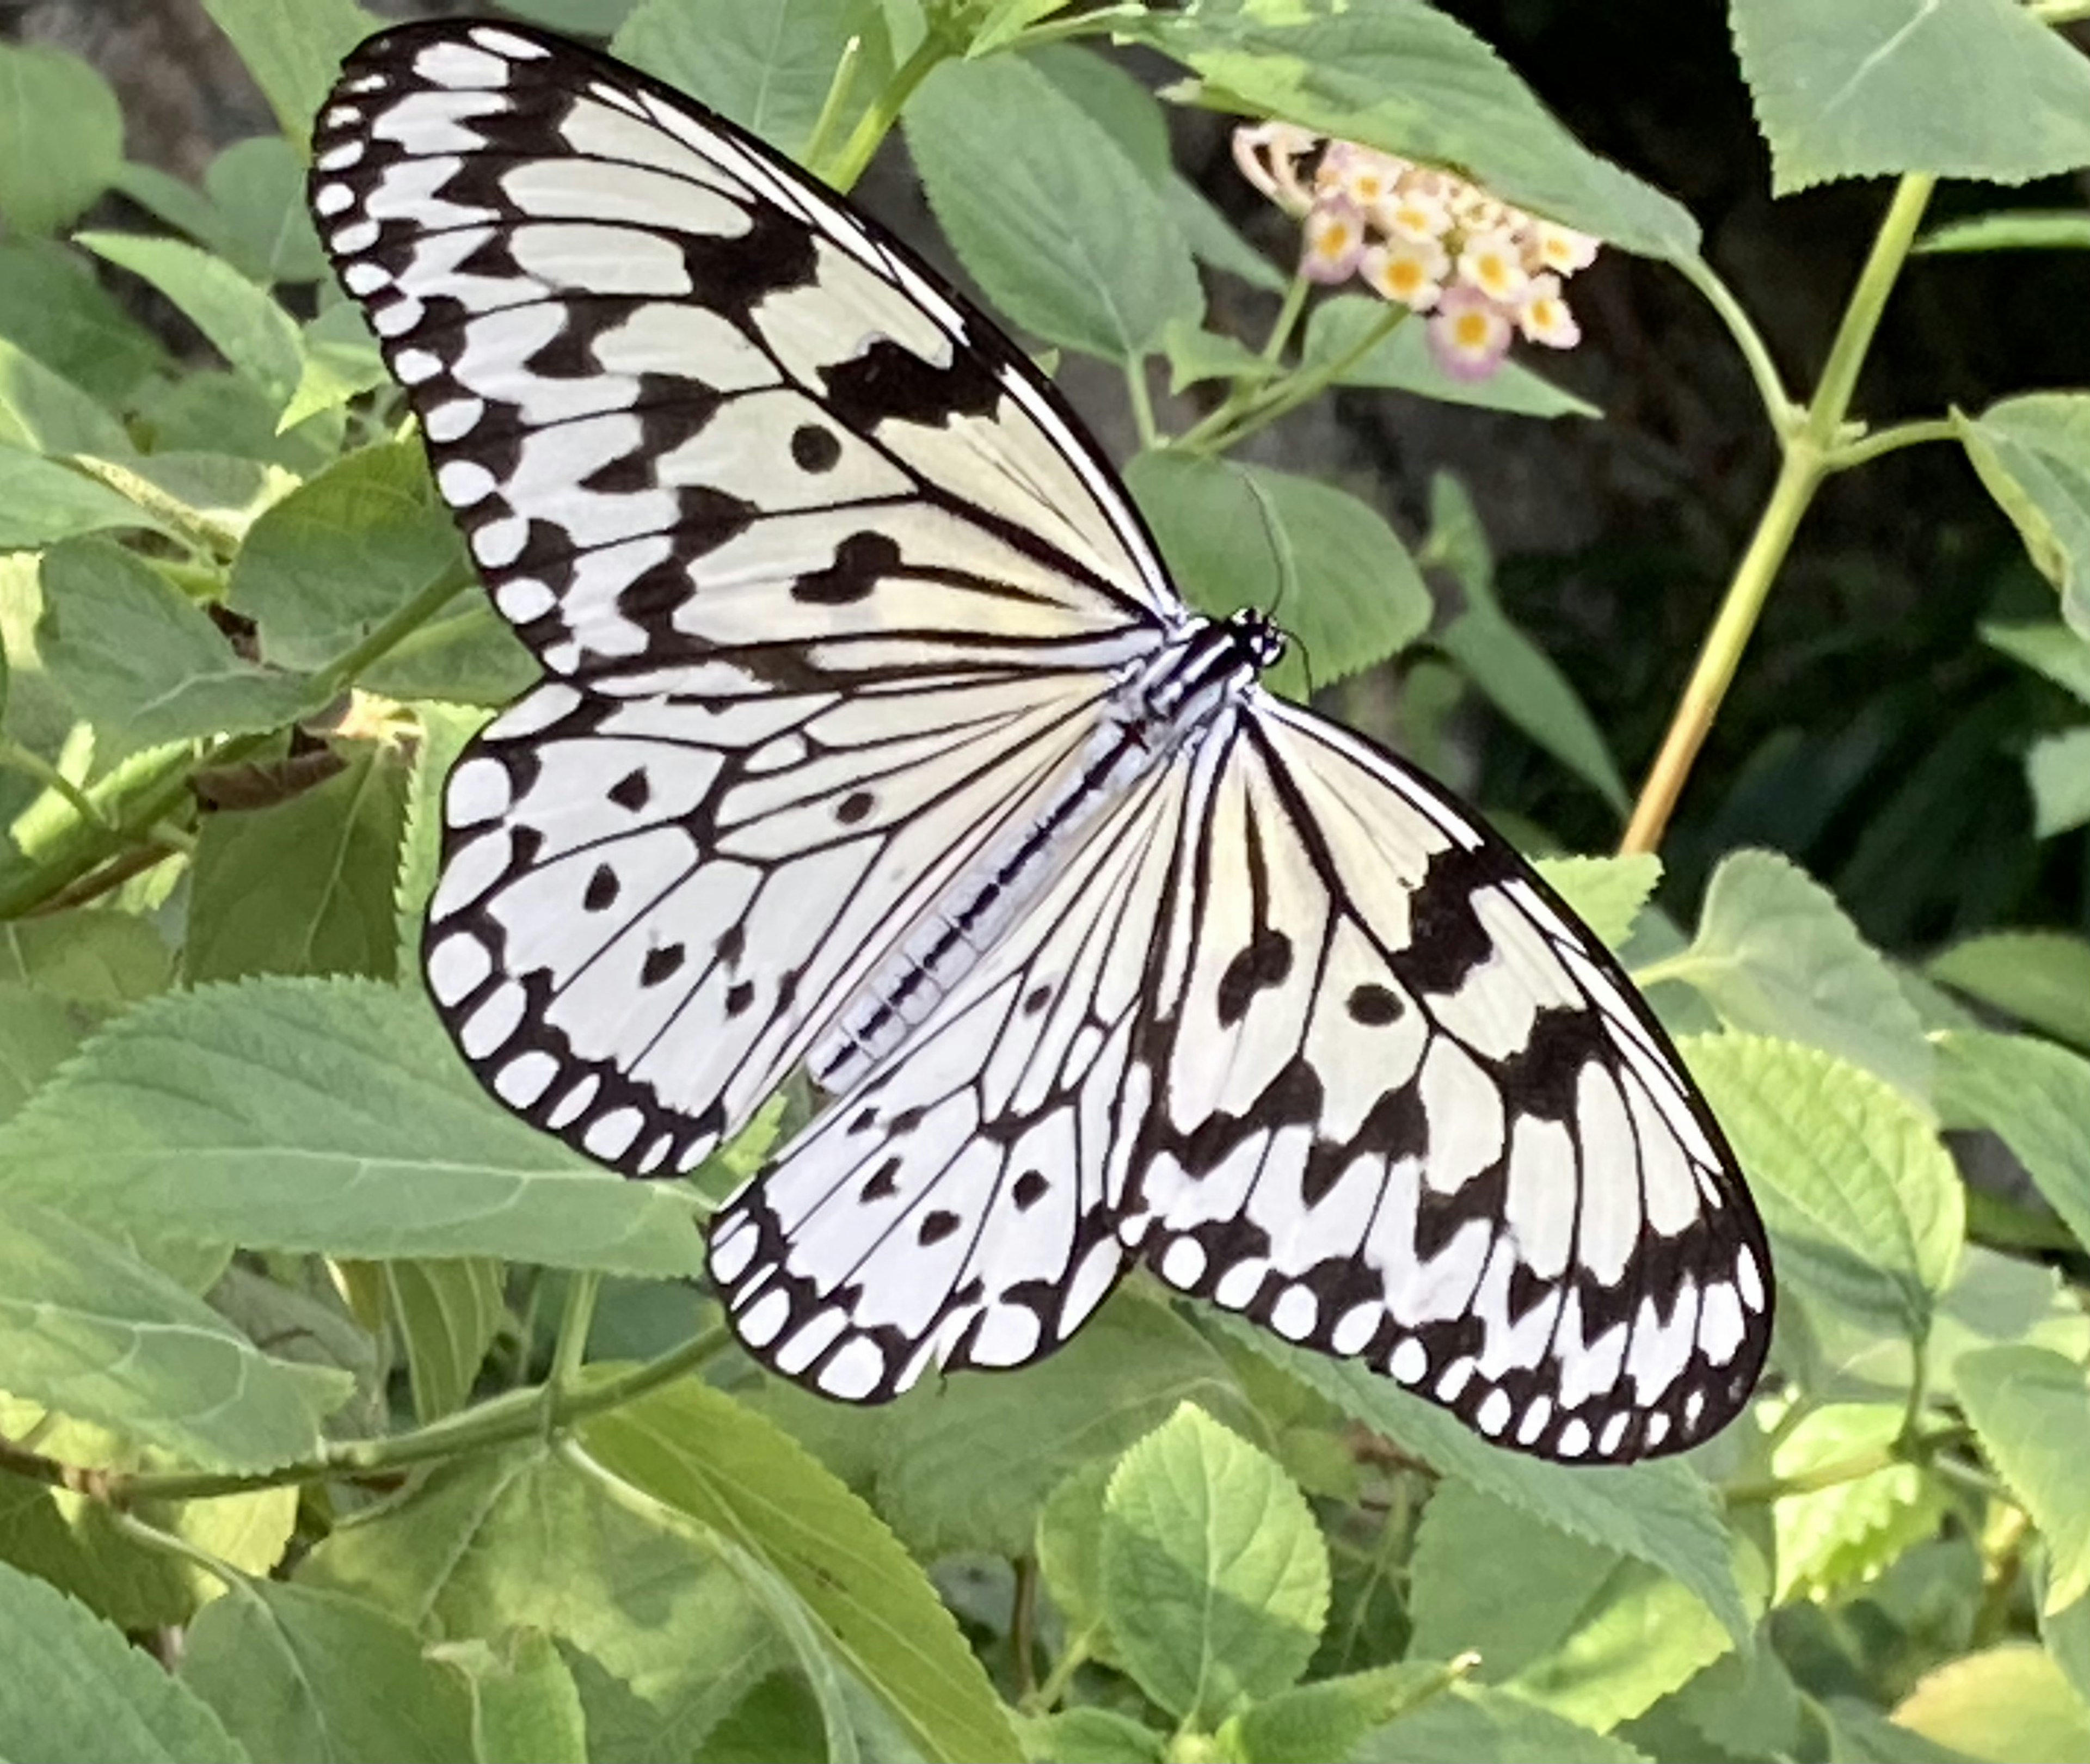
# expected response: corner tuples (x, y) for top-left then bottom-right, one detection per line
(1620, 175), (1935, 855)
(814, 30), (951, 190)
(543, 1270), (601, 1434)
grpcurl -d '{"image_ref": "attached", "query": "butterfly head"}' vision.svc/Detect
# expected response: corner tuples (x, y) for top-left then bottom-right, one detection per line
(1226, 607), (1287, 673)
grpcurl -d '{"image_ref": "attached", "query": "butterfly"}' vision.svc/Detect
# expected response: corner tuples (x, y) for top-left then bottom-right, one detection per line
(311, 19), (1771, 1463)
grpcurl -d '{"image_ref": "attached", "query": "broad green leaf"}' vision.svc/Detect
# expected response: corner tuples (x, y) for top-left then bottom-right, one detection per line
(432, 1632), (589, 1764)
(1771, 1404), (1944, 1603)
(0, 985), (89, 1122)
(1935, 1030), (2090, 1257)
(198, 0), (382, 147)
(1124, 0), (1696, 259)
(1126, 450), (1430, 694)
(281, 299), (389, 429)
(1958, 1347), (2090, 1612)
(1659, 1631), (1803, 1763)
(1683, 1035), (1960, 1340)
(182, 1580), (475, 1764)
(204, 137), (330, 285)
(0, 446), (159, 550)
(0, 336), (130, 457)
(2028, 727), (2090, 837)
(1956, 394), (2090, 640)
(1230, 1664), (1454, 1764)
(0, 978), (708, 1275)
(396, 703), (491, 972)
(1161, 318), (1282, 395)
(970, 0), (1078, 57)
(1167, 176), (1289, 292)
(1424, 474), (1628, 810)
(1984, 618), (2090, 705)
(582, 1378), (1022, 1764)
(0, 907), (171, 1006)
(303, 1445), (777, 1756)
(873, 1291), (1259, 1560)
(1037, 1458), (1115, 1657)
(1358, 1681), (1648, 1763)
(0, 1195), (350, 1468)
(1101, 1403), (1328, 1724)
(0, 43), (124, 236)
(1826, 1699), (1980, 1764)
(907, 54), (1201, 360)
(1411, 1485), (1734, 1730)
(36, 540), (319, 761)
(383, 1257), (505, 1423)
(1213, 1317), (1750, 1644)
(1929, 930), (2090, 1049)
(1657, 849), (1932, 1101)
(1533, 855), (1661, 952)
(0, 1559), (249, 1763)
(1921, 211), (2090, 255)
(1892, 1645), (2090, 1763)
(1929, 1245), (2090, 1399)
(0, 240), (167, 403)
(616, 0), (890, 158)
(135, 368), (341, 473)
(77, 233), (303, 408)
(502, 0), (642, 28)
(1029, 42), (1171, 176)
(230, 440), (467, 666)
(1304, 296), (1600, 419)
(1018, 1707), (1167, 1763)
(209, 1261), (385, 1434)
(1731, 0), (2090, 195)
(186, 743), (410, 984)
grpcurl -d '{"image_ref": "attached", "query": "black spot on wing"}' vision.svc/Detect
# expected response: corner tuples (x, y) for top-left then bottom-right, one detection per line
(1215, 930), (1293, 1028)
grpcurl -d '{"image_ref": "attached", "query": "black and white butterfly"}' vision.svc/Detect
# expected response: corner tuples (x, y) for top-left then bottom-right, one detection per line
(311, 20), (1771, 1463)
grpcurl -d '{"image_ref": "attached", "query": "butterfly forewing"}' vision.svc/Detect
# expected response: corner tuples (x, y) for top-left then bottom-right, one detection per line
(316, 20), (1772, 1462)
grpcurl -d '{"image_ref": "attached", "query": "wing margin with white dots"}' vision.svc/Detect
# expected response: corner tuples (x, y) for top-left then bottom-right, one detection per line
(1124, 695), (1773, 1463)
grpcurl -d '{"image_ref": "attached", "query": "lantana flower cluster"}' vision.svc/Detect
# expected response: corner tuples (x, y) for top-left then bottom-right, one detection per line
(1233, 123), (1600, 382)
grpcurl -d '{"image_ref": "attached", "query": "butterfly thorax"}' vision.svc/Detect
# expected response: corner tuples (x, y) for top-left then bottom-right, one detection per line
(806, 614), (1275, 1094)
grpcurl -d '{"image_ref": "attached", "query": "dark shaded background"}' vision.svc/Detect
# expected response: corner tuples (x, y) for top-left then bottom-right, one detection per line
(10, 0), (2088, 955)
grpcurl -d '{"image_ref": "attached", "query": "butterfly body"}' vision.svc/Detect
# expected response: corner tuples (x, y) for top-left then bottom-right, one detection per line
(314, 20), (1772, 1463)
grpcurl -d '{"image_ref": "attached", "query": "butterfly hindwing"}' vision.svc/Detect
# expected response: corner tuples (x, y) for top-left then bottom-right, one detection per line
(1127, 695), (1771, 1461)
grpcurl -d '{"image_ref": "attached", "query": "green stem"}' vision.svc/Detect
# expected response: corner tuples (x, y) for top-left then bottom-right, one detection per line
(0, 740), (112, 832)
(1825, 415), (1959, 472)
(12, 1325), (739, 1507)
(542, 1270), (601, 1434)
(1619, 175), (1935, 856)
(1024, 1625), (1097, 1714)
(815, 29), (951, 191)
(1006, 2), (1152, 50)
(1124, 357), (1159, 450)
(1259, 272), (1312, 365)
(2030, 0), (2090, 24)
(1673, 250), (1797, 432)
(801, 35), (863, 175)
(1192, 302), (1412, 454)
(108, 1509), (248, 1588)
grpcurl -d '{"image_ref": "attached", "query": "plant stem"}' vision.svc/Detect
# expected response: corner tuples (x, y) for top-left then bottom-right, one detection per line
(0, 740), (113, 832)
(815, 29), (950, 190)
(1673, 251), (1796, 432)
(2031, 0), (2090, 23)
(542, 1270), (601, 1434)
(802, 35), (863, 174)
(1124, 357), (1159, 450)
(1007, 2), (1151, 49)
(1620, 175), (1935, 855)
(0, 1326), (735, 1507)
(1825, 416), (1959, 472)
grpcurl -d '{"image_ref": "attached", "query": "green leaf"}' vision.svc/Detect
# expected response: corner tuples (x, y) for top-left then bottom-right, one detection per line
(1099, 1403), (1327, 1725)
(1167, 175), (1289, 292)
(580, 1378), (1022, 1764)
(1929, 931), (2090, 1050)
(1424, 474), (1628, 810)
(1358, 1680), (1649, 1763)
(1018, 1707), (1167, 1763)
(78, 232), (303, 408)
(0, 907), (171, 1007)
(1210, 1317), (1750, 1644)
(1230, 1664), (1452, 1764)
(1920, 210), (2090, 255)
(1935, 1030), (2090, 1258)
(1410, 1485), (1734, 1730)
(0, 978), (708, 1275)
(384, 1257), (505, 1423)
(230, 440), (466, 667)
(1683, 1034), (1960, 1341)
(197, 0), (382, 147)
(1984, 618), (2090, 705)
(970, 0), (1080, 58)
(396, 703), (491, 972)
(1532, 856), (1661, 952)
(873, 1291), (1258, 1560)
(0, 1194), (351, 1468)
(1825, 1699), (1980, 1764)
(0, 336), (131, 457)
(0, 1559), (249, 1763)
(186, 743), (410, 984)
(1771, 1404), (1944, 1603)
(0, 446), (160, 550)
(1958, 1347), (2090, 1612)
(0, 985), (90, 1123)
(1125, 0), (1696, 259)
(36, 539), (319, 761)
(1303, 296), (1600, 419)
(1126, 451), (1430, 693)
(1661, 849), (1932, 1101)
(2028, 727), (2090, 838)
(1029, 42), (1170, 175)
(616, 0), (888, 158)
(907, 54), (1201, 361)
(1930, 1246), (2090, 1400)
(0, 43), (124, 237)
(1731, 0), (2090, 196)
(433, 1631), (589, 1764)
(1160, 317), (1283, 395)
(182, 1580), (476, 1764)
(0, 240), (167, 403)
(205, 137), (331, 285)
(282, 299), (389, 429)
(303, 1445), (778, 1758)
(1892, 1645), (2090, 1763)
(1956, 394), (2090, 641)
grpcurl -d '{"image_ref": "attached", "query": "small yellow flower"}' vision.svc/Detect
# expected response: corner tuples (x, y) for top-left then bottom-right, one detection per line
(1428, 285), (1514, 380)
(1516, 273), (1582, 348)
(1376, 187), (1451, 244)
(1302, 198), (1367, 283)
(1526, 220), (1601, 275)
(1456, 229), (1529, 304)
(1361, 237), (1450, 311)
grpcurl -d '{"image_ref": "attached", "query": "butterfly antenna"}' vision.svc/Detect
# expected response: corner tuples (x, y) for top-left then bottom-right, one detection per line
(1239, 472), (1316, 693)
